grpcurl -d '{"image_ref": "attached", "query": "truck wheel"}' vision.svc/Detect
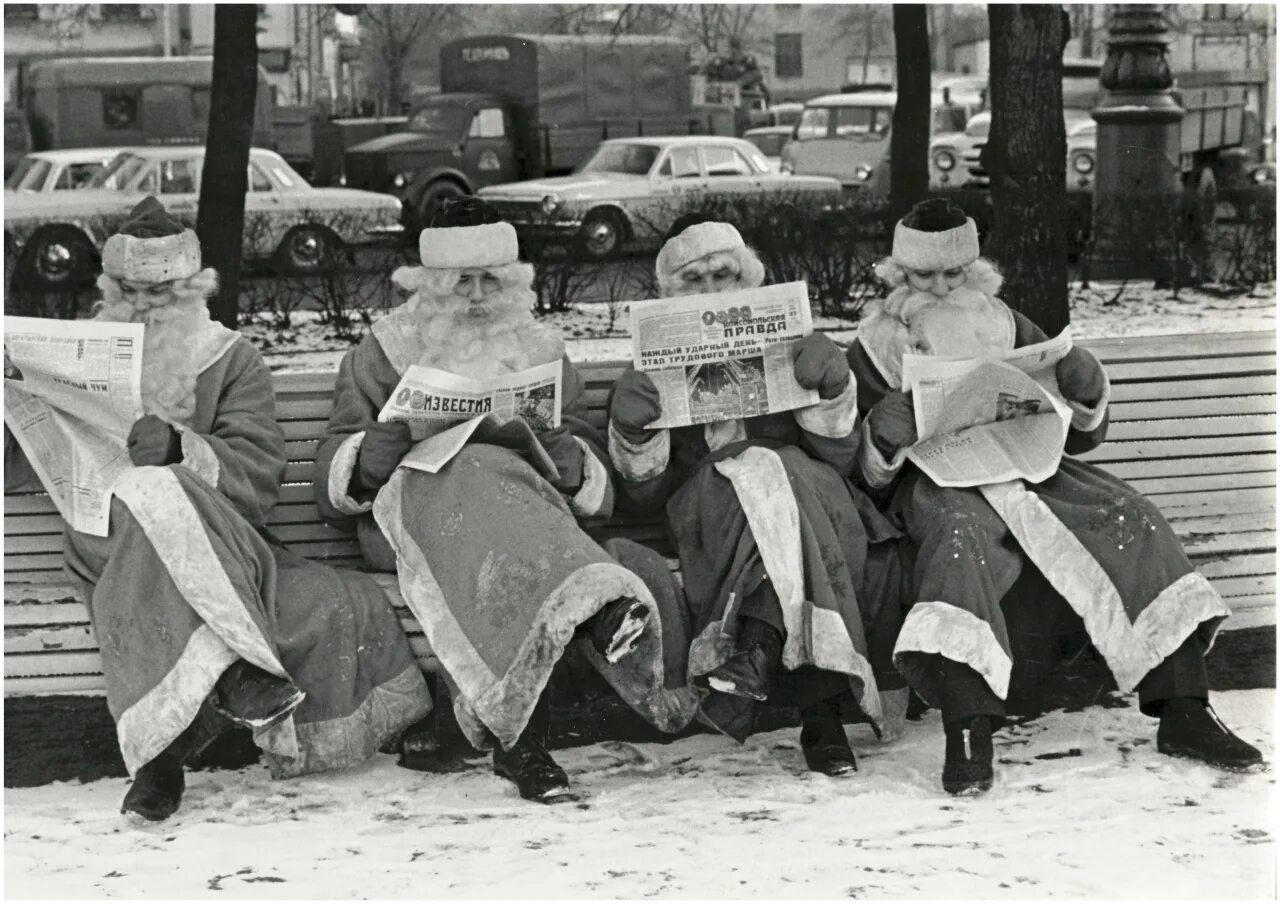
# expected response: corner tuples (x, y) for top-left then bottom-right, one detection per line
(16, 226), (98, 293)
(578, 210), (627, 260)
(275, 225), (341, 276)
(416, 181), (467, 230)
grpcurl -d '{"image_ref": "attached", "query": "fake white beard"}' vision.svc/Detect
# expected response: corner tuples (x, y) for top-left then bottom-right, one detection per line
(881, 285), (1011, 359)
(95, 281), (211, 424)
(411, 288), (564, 379)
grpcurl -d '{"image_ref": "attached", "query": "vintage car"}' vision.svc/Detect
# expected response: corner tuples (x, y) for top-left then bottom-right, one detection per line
(476, 135), (842, 259)
(5, 146), (402, 290)
(931, 108), (1098, 193)
(6, 148), (125, 193)
(742, 126), (795, 173)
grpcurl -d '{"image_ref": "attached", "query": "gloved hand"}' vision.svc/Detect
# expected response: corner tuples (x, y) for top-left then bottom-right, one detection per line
(1055, 347), (1105, 406)
(610, 368), (663, 445)
(866, 391), (918, 460)
(537, 426), (585, 494)
(792, 332), (851, 400)
(127, 414), (182, 467)
(355, 421), (412, 492)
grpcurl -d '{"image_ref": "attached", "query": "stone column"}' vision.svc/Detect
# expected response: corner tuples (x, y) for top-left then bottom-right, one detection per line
(1089, 4), (1185, 280)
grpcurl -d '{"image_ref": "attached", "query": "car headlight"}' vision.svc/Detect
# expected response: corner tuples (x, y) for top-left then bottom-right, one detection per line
(336, 173), (347, 187)
(392, 171), (414, 190)
(540, 194), (563, 216)
(1072, 154), (1094, 175)
(933, 150), (956, 172)
(853, 165), (872, 182)
(1252, 167), (1272, 184)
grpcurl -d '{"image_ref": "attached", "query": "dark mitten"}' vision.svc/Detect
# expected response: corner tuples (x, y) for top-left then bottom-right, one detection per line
(355, 421), (412, 492)
(537, 426), (585, 494)
(1055, 347), (1105, 406)
(866, 391), (918, 460)
(127, 414), (182, 466)
(610, 368), (663, 444)
(792, 332), (851, 400)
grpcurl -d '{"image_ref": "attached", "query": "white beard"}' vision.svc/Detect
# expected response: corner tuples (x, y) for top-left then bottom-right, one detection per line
(412, 290), (564, 379)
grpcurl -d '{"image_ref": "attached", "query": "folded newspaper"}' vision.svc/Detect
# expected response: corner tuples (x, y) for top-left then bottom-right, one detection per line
(377, 360), (561, 474)
(4, 316), (145, 537)
(630, 281), (820, 429)
(901, 329), (1074, 487)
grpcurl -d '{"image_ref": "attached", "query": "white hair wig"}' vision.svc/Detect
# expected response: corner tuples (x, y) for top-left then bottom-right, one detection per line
(874, 254), (1004, 299)
(656, 244), (766, 297)
(390, 261), (536, 311)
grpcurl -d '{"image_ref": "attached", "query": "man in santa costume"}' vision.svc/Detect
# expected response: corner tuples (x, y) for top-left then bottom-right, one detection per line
(607, 216), (909, 775)
(314, 218), (697, 803)
(848, 198), (1262, 794)
(4, 197), (433, 821)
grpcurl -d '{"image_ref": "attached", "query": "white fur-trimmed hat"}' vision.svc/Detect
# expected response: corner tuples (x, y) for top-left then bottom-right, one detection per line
(656, 221), (745, 277)
(892, 199), (980, 271)
(101, 196), (202, 282)
(418, 222), (519, 269)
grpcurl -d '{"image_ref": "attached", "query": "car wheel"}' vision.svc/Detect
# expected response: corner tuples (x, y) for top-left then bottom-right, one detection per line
(415, 180), (467, 231)
(17, 226), (98, 293)
(276, 225), (340, 276)
(578, 209), (627, 260)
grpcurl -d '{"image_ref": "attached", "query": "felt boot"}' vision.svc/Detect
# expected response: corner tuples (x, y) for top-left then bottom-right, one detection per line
(1157, 697), (1263, 771)
(942, 715), (994, 796)
(493, 732), (571, 802)
(799, 698), (858, 776)
(706, 618), (783, 703)
(214, 659), (305, 730)
(120, 701), (226, 821)
(698, 690), (757, 743)
(586, 597), (650, 664)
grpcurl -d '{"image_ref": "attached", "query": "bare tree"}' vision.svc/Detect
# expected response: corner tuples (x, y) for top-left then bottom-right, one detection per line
(831, 5), (894, 84)
(889, 5), (931, 221)
(197, 5), (259, 329)
(981, 6), (1070, 334)
(358, 5), (467, 114)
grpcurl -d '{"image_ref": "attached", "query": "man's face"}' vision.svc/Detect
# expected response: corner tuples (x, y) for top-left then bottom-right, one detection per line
(118, 278), (175, 308)
(905, 265), (968, 298)
(671, 250), (742, 296)
(450, 267), (503, 317)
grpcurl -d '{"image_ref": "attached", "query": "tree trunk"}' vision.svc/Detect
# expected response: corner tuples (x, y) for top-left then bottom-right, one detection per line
(196, 5), (258, 329)
(889, 4), (931, 223)
(980, 6), (1070, 335)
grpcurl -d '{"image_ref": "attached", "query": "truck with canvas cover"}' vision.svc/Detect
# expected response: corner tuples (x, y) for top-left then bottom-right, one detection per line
(342, 33), (717, 229)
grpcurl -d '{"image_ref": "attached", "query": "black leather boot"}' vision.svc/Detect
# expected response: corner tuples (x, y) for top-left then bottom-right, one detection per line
(799, 698), (858, 776)
(493, 732), (571, 802)
(942, 715), (994, 795)
(214, 659), (305, 730)
(121, 701), (227, 821)
(1157, 697), (1263, 770)
(705, 618), (784, 702)
(586, 597), (650, 664)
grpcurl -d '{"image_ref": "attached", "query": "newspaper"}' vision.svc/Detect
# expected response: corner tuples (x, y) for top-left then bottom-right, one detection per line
(378, 361), (561, 472)
(630, 281), (821, 429)
(901, 330), (1075, 487)
(3, 316), (145, 537)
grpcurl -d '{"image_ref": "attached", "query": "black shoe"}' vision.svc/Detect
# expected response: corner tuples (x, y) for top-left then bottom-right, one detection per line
(587, 597), (650, 664)
(493, 732), (571, 802)
(800, 701), (858, 776)
(698, 690), (757, 743)
(1157, 697), (1264, 771)
(942, 716), (994, 796)
(214, 660), (305, 730)
(706, 620), (784, 702)
(121, 753), (185, 822)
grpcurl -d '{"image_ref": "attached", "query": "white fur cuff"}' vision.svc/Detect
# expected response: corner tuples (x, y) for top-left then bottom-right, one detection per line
(176, 427), (220, 488)
(567, 438), (610, 519)
(794, 376), (859, 438)
(608, 421), (671, 484)
(1068, 368), (1111, 433)
(328, 431), (374, 516)
(419, 222), (518, 269)
(102, 230), (202, 282)
(857, 416), (909, 489)
(892, 218), (980, 271)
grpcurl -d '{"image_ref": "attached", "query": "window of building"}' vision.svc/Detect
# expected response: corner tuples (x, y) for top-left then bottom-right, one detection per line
(103, 91), (141, 130)
(469, 108), (505, 139)
(4, 6), (39, 21)
(775, 33), (803, 79)
(100, 4), (143, 22)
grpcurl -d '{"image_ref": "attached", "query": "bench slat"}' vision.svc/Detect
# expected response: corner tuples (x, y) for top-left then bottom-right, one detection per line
(1104, 354), (1276, 382)
(1108, 375), (1274, 402)
(1104, 414), (1276, 441)
(1109, 395), (1277, 422)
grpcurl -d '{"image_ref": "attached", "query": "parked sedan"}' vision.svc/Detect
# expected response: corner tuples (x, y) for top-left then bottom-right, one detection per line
(476, 136), (842, 259)
(930, 109), (1097, 193)
(5, 148), (123, 193)
(5, 146), (402, 290)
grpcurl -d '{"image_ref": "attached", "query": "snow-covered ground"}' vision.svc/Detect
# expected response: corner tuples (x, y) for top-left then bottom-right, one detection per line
(253, 281), (1276, 373)
(4, 690), (1273, 900)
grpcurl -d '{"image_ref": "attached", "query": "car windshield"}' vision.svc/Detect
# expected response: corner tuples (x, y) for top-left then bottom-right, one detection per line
(932, 104), (970, 135)
(90, 152), (147, 189)
(406, 105), (470, 136)
(579, 143), (659, 176)
(5, 157), (51, 191)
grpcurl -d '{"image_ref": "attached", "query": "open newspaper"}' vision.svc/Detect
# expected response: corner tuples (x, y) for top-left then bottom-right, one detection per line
(630, 281), (820, 429)
(377, 360), (561, 474)
(901, 329), (1074, 487)
(4, 316), (144, 537)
